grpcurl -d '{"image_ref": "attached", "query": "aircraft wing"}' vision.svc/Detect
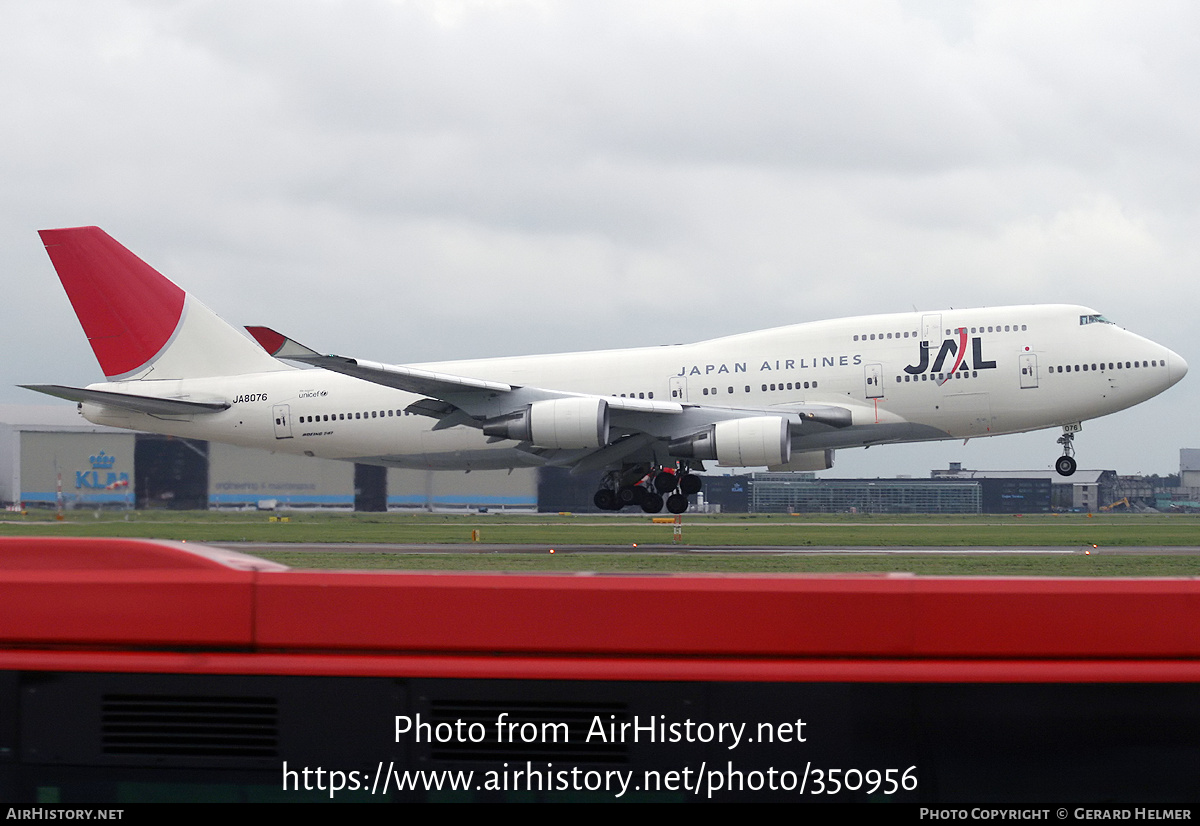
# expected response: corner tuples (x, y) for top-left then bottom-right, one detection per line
(22, 384), (230, 415)
(245, 326), (688, 415)
(246, 326), (855, 469)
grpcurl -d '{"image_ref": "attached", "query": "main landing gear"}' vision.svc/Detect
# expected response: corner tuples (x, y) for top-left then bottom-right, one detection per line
(593, 465), (702, 514)
(1055, 429), (1077, 477)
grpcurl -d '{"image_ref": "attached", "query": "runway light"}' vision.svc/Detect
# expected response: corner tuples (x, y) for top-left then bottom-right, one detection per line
(632, 543), (638, 548)
(549, 549), (555, 554)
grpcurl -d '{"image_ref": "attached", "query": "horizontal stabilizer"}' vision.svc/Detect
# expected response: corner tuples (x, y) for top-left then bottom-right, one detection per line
(21, 385), (230, 415)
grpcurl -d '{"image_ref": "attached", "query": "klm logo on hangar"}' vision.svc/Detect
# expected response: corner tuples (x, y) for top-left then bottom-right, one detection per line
(75, 450), (130, 490)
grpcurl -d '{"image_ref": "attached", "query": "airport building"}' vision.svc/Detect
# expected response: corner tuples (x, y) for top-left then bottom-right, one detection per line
(0, 405), (136, 508)
(1181, 449), (1200, 489)
(0, 405), (536, 511)
(747, 474), (986, 514)
(930, 464), (1116, 512)
(706, 468), (1129, 514)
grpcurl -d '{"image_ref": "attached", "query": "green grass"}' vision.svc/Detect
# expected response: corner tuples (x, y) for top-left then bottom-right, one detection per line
(2, 510), (1198, 575)
(1, 510), (1197, 547)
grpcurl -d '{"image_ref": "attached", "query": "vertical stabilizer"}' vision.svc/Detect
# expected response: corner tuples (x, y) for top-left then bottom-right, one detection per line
(39, 227), (289, 381)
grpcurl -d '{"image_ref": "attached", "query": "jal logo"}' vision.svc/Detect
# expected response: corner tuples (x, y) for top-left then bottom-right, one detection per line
(904, 328), (997, 375)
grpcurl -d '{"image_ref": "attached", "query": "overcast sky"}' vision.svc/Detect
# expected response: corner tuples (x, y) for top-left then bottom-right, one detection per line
(2, 0), (1196, 478)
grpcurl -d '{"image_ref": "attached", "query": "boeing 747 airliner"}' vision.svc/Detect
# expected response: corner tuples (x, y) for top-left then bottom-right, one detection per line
(25, 227), (1187, 513)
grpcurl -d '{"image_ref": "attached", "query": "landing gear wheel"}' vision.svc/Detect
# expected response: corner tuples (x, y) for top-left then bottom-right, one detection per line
(666, 493), (689, 514)
(654, 470), (678, 494)
(678, 474), (701, 495)
(593, 489), (617, 511)
(640, 492), (664, 514)
(616, 486), (641, 508)
(1055, 455), (1077, 477)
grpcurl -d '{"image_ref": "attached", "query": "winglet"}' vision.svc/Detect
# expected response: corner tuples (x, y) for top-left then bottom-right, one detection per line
(245, 326), (287, 356)
(245, 326), (322, 360)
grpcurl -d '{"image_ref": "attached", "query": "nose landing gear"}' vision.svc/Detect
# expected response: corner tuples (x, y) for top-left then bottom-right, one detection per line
(1055, 429), (1077, 477)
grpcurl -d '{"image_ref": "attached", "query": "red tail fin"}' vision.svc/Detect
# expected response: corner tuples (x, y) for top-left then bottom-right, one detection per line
(39, 227), (185, 380)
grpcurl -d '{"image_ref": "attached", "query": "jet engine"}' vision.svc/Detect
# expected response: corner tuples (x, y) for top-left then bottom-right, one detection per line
(668, 416), (791, 468)
(482, 397), (610, 449)
(767, 449), (834, 472)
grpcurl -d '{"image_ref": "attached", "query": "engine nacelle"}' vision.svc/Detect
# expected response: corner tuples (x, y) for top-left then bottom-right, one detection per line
(668, 416), (791, 468)
(768, 449), (834, 472)
(482, 397), (609, 449)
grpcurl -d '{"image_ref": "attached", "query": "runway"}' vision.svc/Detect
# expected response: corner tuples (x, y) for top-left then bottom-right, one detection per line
(214, 542), (1200, 556)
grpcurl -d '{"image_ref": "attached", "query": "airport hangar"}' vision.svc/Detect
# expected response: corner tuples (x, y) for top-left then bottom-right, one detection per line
(0, 405), (536, 512)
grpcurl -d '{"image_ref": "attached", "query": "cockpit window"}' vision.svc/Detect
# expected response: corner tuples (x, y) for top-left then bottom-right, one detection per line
(1080, 314), (1113, 325)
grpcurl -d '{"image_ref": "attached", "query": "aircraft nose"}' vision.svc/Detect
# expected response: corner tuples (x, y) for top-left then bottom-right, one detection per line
(1167, 348), (1188, 386)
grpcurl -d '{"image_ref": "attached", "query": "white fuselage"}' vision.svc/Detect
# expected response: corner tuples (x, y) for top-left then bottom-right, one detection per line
(79, 305), (1186, 470)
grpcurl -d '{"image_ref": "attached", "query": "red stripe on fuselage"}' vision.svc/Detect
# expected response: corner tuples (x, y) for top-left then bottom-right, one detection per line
(948, 327), (968, 374)
(39, 227), (185, 379)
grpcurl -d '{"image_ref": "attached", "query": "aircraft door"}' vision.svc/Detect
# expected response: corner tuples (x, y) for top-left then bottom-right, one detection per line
(865, 363), (884, 399)
(273, 404), (294, 439)
(1019, 354), (1038, 389)
(669, 376), (688, 403)
(921, 314), (942, 342)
